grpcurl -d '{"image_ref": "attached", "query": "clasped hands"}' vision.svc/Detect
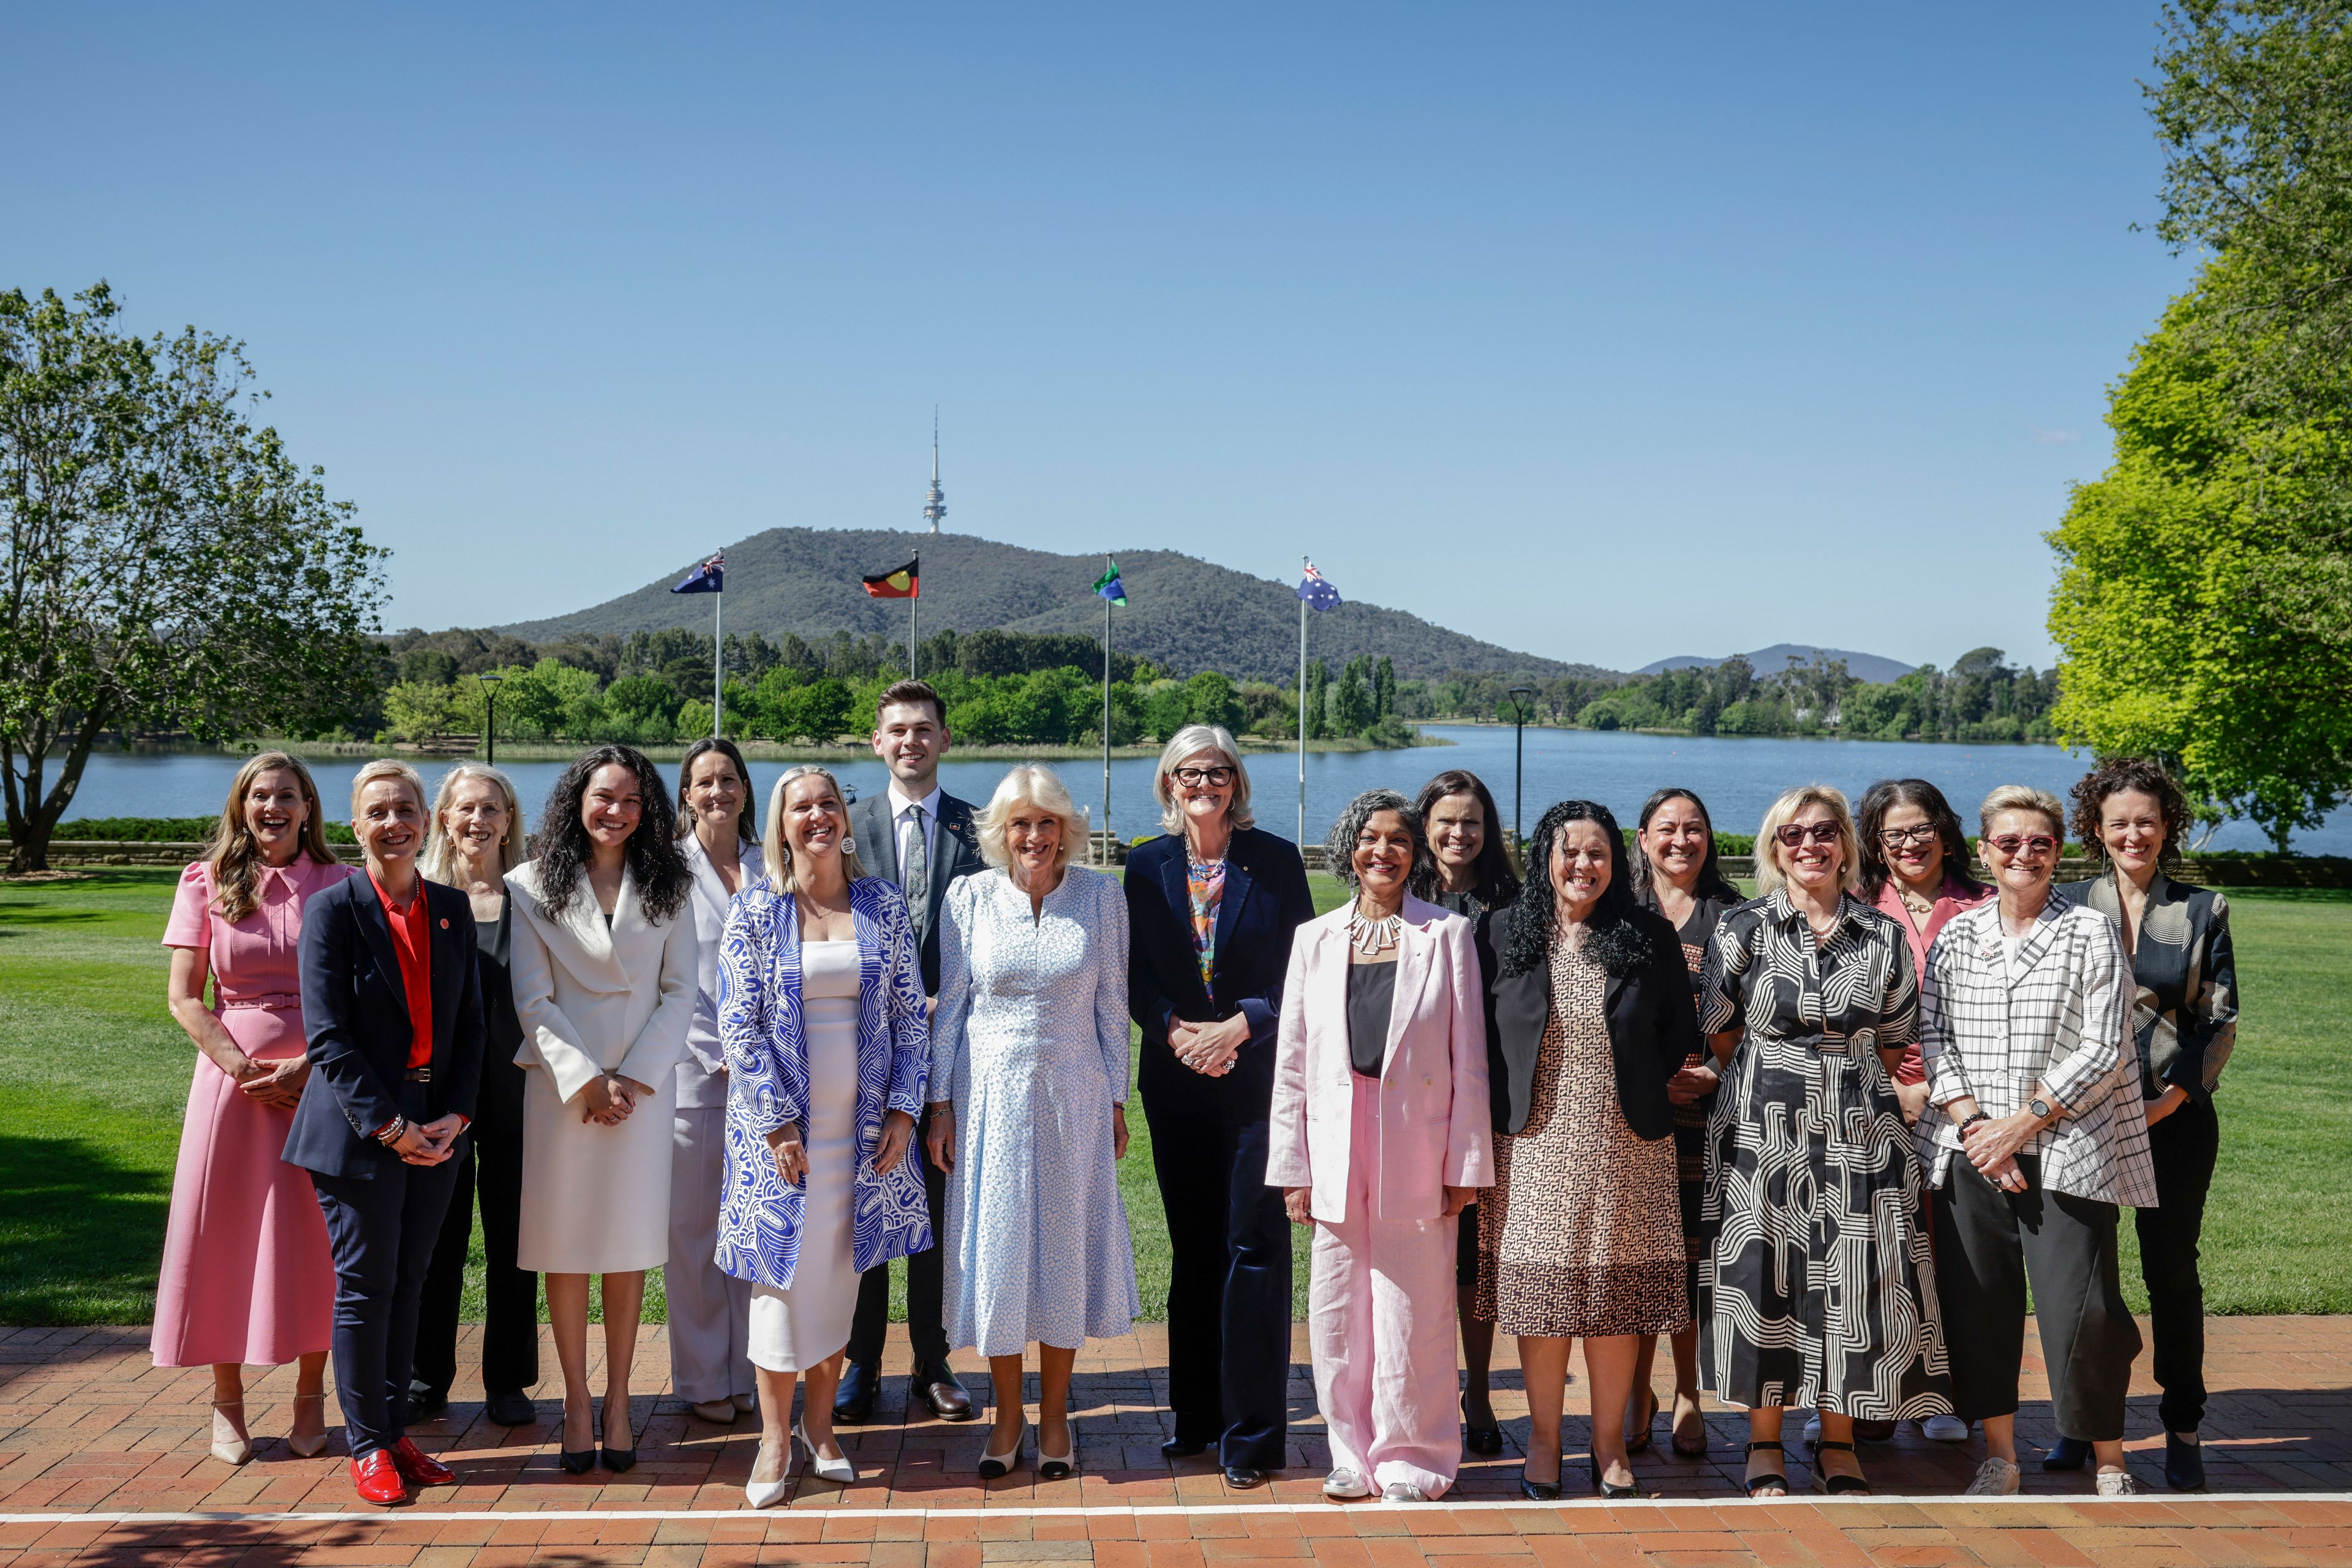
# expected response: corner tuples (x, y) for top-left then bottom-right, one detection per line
(1664, 1054), (1719, 1106)
(581, 1071), (654, 1127)
(1169, 1014), (1249, 1077)
(232, 1054), (311, 1109)
(1949, 1093), (2057, 1195)
(386, 1115), (467, 1167)
(771, 1108), (921, 1187)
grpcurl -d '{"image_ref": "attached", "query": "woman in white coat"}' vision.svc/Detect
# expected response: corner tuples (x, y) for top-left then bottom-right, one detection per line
(669, 737), (766, 1425)
(508, 744), (698, 1474)
(1268, 790), (1491, 1503)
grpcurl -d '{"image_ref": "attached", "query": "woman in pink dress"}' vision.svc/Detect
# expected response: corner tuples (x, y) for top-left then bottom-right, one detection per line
(157, 751), (355, 1463)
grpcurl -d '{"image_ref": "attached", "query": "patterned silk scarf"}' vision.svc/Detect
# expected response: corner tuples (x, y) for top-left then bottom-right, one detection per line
(1186, 859), (1226, 1000)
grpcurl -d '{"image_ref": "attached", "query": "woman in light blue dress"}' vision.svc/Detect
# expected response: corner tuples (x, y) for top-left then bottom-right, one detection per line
(925, 764), (1139, 1482)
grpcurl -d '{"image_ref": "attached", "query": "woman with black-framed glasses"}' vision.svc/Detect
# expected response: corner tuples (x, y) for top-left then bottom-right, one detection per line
(1697, 785), (1952, 1498)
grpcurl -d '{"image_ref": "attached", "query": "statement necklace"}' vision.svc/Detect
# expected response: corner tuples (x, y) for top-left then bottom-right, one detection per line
(1348, 902), (1404, 958)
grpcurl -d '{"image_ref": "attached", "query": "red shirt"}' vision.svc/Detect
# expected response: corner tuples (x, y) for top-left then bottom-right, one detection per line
(371, 871), (434, 1071)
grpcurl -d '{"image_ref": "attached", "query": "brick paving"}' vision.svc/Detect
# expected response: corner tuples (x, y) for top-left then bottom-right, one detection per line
(1, 1316), (2345, 1565)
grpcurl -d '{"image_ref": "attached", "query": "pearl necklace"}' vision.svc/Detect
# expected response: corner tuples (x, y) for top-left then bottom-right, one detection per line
(1347, 903), (1403, 958)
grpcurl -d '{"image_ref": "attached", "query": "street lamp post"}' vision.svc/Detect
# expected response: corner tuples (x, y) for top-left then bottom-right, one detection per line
(1506, 685), (1536, 856)
(480, 672), (503, 766)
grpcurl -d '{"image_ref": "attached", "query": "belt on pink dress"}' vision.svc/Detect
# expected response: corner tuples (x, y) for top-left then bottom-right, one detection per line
(220, 992), (303, 1012)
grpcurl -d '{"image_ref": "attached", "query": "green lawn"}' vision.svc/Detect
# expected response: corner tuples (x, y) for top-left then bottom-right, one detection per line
(1, 869), (2340, 1325)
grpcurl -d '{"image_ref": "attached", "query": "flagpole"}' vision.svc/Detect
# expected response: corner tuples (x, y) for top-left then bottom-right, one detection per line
(910, 554), (920, 679)
(712, 579), (723, 737)
(1297, 581), (1308, 851)
(1102, 556), (1114, 869)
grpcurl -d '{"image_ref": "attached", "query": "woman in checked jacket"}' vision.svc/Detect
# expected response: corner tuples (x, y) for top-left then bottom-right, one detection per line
(1917, 785), (2157, 1499)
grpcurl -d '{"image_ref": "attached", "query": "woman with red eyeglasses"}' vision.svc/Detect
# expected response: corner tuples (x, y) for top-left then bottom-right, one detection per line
(1696, 785), (1952, 1498)
(1916, 786), (2155, 1498)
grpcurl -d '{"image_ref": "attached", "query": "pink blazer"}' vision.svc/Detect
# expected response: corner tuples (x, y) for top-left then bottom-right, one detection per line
(1267, 895), (1493, 1224)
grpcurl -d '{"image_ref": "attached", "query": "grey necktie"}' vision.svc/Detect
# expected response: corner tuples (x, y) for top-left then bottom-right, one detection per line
(901, 805), (930, 940)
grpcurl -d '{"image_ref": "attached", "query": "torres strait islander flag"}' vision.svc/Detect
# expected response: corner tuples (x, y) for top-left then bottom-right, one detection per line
(1093, 563), (1128, 606)
(862, 559), (919, 598)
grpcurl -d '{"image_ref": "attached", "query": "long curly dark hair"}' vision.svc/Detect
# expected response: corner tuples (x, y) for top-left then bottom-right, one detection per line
(532, 744), (693, 925)
(1408, 769), (1523, 910)
(1500, 799), (1653, 979)
(1627, 786), (1743, 905)
(1855, 778), (1988, 903)
(2070, 756), (2190, 872)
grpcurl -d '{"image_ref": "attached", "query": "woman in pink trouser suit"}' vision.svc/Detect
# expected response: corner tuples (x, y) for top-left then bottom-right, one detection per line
(1269, 790), (1492, 1502)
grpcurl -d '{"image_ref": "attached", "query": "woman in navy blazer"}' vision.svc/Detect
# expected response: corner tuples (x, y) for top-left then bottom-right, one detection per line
(289, 760), (484, 1509)
(1125, 724), (1315, 1488)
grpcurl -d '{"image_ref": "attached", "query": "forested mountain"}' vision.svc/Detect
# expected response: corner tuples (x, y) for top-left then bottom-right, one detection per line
(497, 528), (1600, 682)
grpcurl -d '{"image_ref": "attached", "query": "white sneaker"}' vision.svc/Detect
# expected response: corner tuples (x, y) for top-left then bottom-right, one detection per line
(1323, 1468), (1371, 1500)
(2095, 1469), (2140, 1496)
(1963, 1457), (2022, 1496)
(1382, 1482), (1430, 1503)
(1921, 1414), (1970, 1442)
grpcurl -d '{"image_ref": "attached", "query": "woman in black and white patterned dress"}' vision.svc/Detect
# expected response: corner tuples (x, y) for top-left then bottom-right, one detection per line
(1698, 785), (1952, 1498)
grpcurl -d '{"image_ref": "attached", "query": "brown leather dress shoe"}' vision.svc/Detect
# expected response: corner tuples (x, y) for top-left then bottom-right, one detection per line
(911, 1362), (975, 1420)
(389, 1437), (455, 1488)
(351, 1449), (409, 1507)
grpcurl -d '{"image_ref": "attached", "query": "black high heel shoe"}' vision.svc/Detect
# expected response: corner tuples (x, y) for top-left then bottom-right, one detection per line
(599, 1406), (637, 1473)
(558, 1403), (595, 1474)
(1590, 1459), (1639, 1500)
(1462, 1393), (1504, 1457)
(1519, 1459), (1563, 1502)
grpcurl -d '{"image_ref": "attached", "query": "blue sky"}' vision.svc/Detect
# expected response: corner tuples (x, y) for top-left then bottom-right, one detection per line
(6, 3), (2192, 674)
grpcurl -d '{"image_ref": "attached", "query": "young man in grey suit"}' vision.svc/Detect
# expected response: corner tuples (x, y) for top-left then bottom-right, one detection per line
(835, 678), (982, 1424)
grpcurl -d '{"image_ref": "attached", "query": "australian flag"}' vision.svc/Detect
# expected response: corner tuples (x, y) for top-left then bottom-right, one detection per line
(671, 553), (724, 594)
(1297, 559), (1341, 611)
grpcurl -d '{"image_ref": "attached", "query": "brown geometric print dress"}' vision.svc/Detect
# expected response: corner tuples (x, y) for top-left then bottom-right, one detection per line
(1476, 936), (1688, 1338)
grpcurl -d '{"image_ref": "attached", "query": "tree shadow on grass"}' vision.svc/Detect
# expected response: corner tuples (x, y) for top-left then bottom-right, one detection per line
(0, 1130), (168, 1326)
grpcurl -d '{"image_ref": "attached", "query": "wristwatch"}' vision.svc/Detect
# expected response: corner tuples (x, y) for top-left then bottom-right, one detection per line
(2029, 1096), (2054, 1122)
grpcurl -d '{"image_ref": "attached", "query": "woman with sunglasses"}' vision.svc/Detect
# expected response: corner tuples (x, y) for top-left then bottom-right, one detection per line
(1698, 785), (1951, 1498)
(1917, 787), (2155, 1498)
(1853, 779), (1989, 1447)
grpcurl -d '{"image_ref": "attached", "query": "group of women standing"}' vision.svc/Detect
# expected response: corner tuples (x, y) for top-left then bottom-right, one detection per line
(149, 704), (2234, 1508)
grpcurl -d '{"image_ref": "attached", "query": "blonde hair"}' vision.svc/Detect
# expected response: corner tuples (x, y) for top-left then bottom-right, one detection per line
(207, 751), (336, 923)
(976, 764), (1089, 875)
(1980, 785), (2066, 839)
(1754, 783), (1859, 897)
(1154, 723), (1254, 835)
(760, 765), (867, 895)
(421, 763), (529, 883)
(349, 758), (429, 816)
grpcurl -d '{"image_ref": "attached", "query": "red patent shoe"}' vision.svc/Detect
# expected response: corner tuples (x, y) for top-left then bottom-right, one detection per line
(390, 1436), (456, 1487)
(351, 1449), (410, 1506)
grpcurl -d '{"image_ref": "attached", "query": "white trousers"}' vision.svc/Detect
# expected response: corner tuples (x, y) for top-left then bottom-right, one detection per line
(1307, 1077), (1463, 1498)
(667, 1105), (753, 1403)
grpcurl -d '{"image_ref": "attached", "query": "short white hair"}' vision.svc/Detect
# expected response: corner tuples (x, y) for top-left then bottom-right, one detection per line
(1980, 784), (2066, 839)
(976, 764), (1089, 873)
(1754, 783), (1858, 897)
(350, 758), (428, 816)
(1154, 724), (1254, 835)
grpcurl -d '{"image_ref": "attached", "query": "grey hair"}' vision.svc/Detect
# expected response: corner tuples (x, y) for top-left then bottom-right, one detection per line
(761, 764), (868, 894)
(1324, 788), (1435, 891)
(975, 763), (1091, 874)
(1155, 723), (1256, 834)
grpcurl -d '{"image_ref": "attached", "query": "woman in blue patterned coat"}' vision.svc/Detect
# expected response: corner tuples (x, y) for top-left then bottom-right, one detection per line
(717, 766), (933, 1506)
(926, 764), (1137, 1482)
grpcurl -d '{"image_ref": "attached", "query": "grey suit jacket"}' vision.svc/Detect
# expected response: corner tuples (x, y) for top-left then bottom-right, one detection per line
(850, 786), (982, 994)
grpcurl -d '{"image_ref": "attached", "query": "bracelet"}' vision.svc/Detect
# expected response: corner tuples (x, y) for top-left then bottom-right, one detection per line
(376, 1115), (407, 1146)
(1955, 1110), (1990, 1134)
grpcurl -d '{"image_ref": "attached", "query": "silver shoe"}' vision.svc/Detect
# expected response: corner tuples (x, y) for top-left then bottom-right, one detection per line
(1964, 1456), (2022, 1496)
(1322, 1468), (1371, 1499)
(2095, 1468), (2140, 1496)
(1382, 1481), (1430, 1503)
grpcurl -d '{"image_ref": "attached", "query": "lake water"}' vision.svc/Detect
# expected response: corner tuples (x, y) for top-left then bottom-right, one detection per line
(55, 727), (2351, 856)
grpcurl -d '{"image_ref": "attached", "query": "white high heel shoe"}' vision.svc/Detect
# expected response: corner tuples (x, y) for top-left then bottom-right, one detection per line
(287, 1392), (331, 1458)
(210, 1401), (253, 1466)
(745, 1432), (794, 1508)
(979, 1418), (1028, 1480)
(796, 1421), (856, 1485)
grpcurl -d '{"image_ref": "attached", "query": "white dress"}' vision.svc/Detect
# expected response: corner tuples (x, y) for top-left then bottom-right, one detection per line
(932, 868), (1139, 1356)
(746, 938), (862, 1373)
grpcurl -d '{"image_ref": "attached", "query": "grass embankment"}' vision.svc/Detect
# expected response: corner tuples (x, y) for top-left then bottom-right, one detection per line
(0, 870), (2340, 1325)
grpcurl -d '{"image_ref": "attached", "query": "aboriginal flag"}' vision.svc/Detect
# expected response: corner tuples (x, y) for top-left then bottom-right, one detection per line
(863, 559), (919, 598)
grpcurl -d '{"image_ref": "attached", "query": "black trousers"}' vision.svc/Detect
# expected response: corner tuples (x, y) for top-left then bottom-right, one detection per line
(1933, 1153), (2142, 1441)
(847, 1105), (951, 1369)
(412, 1054), (539, 1398)
(2138, 1096), (2219, 1434)
(312, 1138), (466, 1460)
(1140, 1061), (1292, 1471)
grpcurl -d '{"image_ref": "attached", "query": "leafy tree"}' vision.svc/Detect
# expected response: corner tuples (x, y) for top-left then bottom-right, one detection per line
(1140, 680), (1192, 743)
(1374, 656), (1396, 721)
(606, 674), (684, 725)
(1303, 658), (1330, 740)
(769, 676), (856, 743)
(1, 284), (386, 870)
(1331, 663), (1373, 736)
(1183, 670), (1244, 734)
(383, 680), (462, 741)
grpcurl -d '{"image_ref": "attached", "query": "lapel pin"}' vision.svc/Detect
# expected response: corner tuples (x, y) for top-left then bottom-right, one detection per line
(440, 918), (450, 929)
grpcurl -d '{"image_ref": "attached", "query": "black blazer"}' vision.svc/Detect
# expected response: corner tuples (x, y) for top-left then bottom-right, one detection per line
(286, 873), (486, 1180)
(2057, 870), (2237, 1104)
(849, 786), (982, 994)
(1125, 826), (1316, 1101)
(1481, 900), (1700, 1142)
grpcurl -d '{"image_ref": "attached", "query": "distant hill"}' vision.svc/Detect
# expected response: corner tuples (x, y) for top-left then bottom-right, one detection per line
(1638, 644), (1919, 685)
(499, 529), (1604, 683)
